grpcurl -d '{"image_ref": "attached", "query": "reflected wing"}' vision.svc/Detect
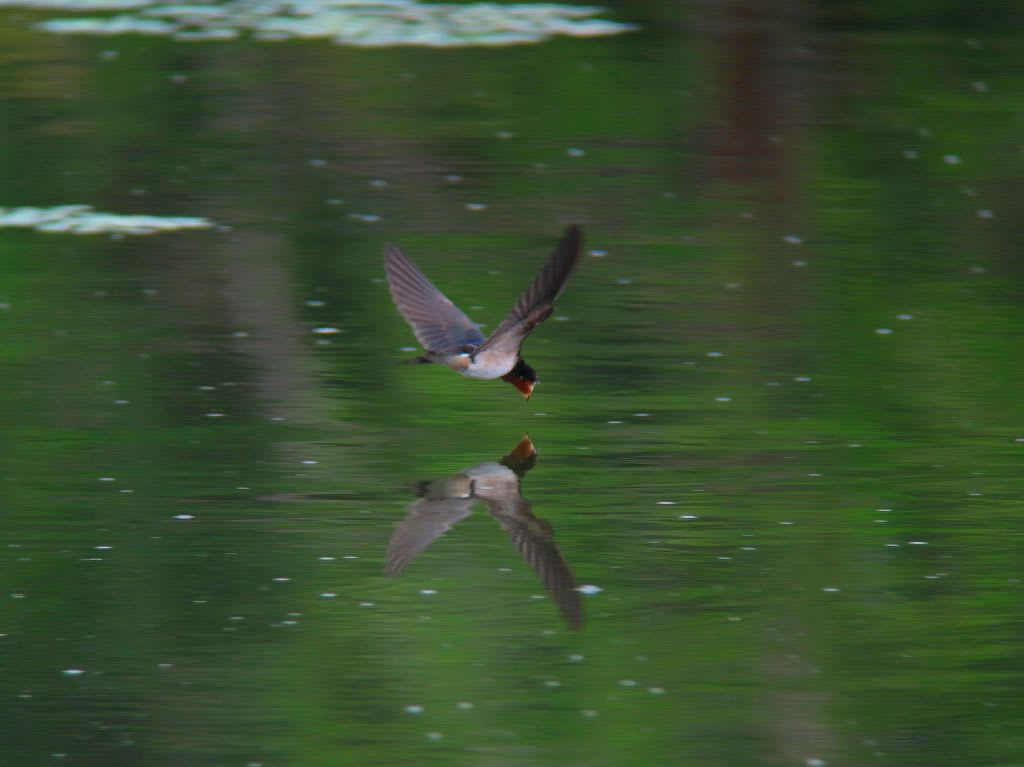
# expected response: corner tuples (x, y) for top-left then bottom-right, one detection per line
(384, 246), (486, 355)
(478, 225), (582, 358)
(485, 498), (583, 629)
(385, 497), (476, 576)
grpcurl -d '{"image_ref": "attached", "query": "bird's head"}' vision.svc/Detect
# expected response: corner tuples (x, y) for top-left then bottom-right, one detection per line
(502, 358), (538, 399)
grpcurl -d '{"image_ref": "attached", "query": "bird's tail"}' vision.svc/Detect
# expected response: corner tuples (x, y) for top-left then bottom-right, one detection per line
(399, 355), (432, 366)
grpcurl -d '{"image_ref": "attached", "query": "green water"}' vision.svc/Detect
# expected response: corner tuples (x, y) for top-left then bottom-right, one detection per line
(2, 2), (1023, 766)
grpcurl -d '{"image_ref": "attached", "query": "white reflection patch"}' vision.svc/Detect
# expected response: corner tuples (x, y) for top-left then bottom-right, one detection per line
(20, 0), (638, 47)
(0, 205), (214, 235)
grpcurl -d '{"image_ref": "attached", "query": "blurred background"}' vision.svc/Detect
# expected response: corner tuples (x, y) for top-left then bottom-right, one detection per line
(1, 1), (1023, 765)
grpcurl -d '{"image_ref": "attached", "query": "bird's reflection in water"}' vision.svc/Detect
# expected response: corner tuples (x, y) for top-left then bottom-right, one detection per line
(386, 436), (582, 629)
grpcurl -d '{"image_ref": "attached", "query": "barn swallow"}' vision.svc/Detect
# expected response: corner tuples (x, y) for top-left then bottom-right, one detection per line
(385, 436), (582, 628)
(384, 225), (583, 399)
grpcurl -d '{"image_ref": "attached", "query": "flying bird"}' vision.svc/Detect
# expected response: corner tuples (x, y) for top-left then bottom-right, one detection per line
(384, 225), (582, 399)
(385, 436), (582, 629)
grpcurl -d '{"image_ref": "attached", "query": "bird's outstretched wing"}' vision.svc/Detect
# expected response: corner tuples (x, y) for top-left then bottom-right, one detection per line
(477, 225), (582, 358)
(385, 495), (476, 576)
(384, 246), (486, 355)
(485, 497), (583, 629)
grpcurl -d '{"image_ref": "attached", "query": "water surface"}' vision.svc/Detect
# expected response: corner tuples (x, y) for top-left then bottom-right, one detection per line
(2, 2), (1023, 765)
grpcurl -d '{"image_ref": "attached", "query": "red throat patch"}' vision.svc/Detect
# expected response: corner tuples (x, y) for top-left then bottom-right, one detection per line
(501, 373), (535, 399)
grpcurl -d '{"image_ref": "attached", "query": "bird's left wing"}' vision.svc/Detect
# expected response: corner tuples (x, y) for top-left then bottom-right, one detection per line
(385, 495), (476, 576)
(385, 246), (486, 354)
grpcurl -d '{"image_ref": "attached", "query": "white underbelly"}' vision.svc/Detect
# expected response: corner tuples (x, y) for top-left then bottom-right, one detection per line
(458, 350), (515, 380)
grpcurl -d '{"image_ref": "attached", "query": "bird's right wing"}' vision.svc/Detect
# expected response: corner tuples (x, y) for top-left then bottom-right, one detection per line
(477, 225), (582, 358)
(385, 246), (486, 355)
(486, 498), (583, 629)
